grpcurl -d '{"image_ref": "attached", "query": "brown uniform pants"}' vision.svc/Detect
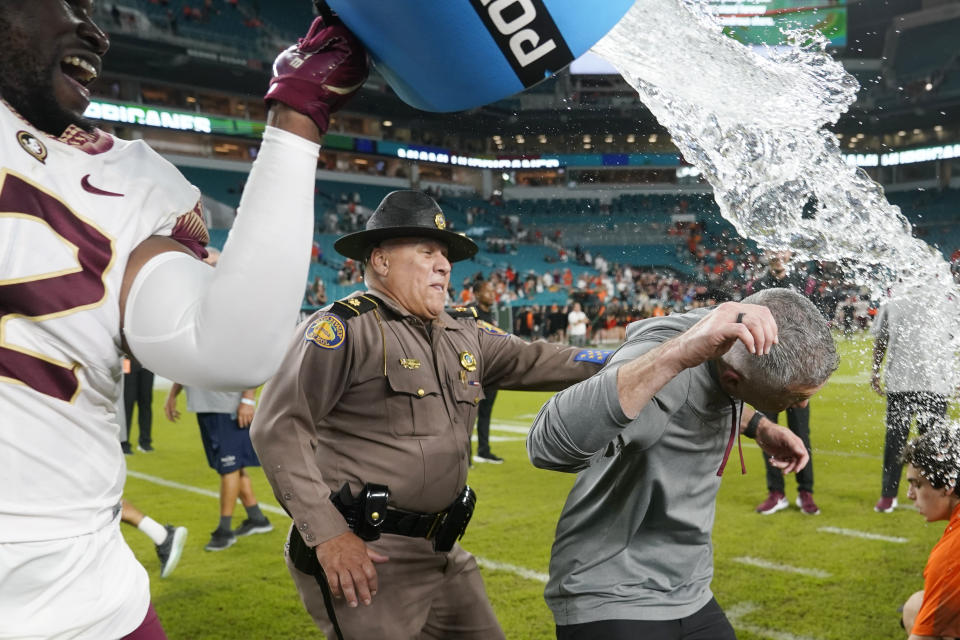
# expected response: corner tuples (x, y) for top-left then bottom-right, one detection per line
(285, 528), (505, 640)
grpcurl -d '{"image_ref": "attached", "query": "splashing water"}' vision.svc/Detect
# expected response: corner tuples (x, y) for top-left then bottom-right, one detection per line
(591, 0), (951, 291)
(591, 0), (960, 465)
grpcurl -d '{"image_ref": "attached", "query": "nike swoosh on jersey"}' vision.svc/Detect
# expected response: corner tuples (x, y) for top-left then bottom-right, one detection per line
(81, 174), (124, 197)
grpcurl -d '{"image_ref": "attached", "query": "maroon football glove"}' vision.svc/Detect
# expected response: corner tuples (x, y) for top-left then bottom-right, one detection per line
(265, 17), (368, 134)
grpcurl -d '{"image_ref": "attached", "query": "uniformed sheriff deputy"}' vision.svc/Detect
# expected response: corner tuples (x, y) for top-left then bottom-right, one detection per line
(250, 190), (610, 640)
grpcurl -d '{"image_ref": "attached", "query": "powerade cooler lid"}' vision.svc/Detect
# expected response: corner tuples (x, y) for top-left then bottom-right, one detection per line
(327, 0), (635, 112)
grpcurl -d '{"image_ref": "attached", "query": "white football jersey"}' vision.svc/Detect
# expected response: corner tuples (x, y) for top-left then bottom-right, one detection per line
(0, 101), (205, 542)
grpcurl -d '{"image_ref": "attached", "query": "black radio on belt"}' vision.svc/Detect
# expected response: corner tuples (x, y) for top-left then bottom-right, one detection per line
(330, 483), (390, 541)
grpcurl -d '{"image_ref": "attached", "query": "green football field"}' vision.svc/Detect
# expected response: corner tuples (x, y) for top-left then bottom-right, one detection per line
(122, 332), (947, 639)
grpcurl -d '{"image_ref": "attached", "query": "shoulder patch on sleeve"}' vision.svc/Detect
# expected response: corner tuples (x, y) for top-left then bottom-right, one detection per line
(447, 306), (478, 319)
(574, 349), (614, 364)
(305, 312), (347, 350)
(477, 319), (507, 336)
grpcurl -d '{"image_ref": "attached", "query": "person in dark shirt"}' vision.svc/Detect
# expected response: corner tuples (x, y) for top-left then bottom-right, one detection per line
(752, 251), (820, 515)
(470, 280), (503, 464)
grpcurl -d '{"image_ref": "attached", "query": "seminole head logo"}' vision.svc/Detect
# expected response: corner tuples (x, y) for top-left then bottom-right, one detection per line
(17, 131), (47, 163)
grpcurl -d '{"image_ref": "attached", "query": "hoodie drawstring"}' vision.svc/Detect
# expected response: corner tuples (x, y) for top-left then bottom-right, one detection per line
(717, 397), (746, 477)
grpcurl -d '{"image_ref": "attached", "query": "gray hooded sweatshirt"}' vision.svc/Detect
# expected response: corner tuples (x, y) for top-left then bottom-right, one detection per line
(527, 308), (742, 624)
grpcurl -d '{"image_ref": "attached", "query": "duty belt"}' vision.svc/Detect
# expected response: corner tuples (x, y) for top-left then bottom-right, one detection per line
(330, 482), (477, 552)
(381, 506), (447, 539)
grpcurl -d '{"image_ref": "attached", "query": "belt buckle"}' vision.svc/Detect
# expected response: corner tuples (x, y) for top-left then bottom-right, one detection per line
(425, 512), (445, 539)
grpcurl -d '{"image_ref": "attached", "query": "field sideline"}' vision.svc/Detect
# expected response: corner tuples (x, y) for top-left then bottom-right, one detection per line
(121, 333), (947, 639)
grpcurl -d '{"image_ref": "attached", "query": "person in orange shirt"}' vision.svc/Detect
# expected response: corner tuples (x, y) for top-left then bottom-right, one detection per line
(900, 428), (960, 639)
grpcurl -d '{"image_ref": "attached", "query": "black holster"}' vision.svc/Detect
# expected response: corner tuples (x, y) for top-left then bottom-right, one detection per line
(288, 524), (321, 576)
(330, 483), (390, 541)
(431, 485), (476, 552)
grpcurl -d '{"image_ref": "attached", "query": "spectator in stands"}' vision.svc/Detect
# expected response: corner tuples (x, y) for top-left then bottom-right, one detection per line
(899, 427), (960, 638)
(568, 302), (588, 347)
(871, 286), (957, 513)
(305, 276), (326, 307)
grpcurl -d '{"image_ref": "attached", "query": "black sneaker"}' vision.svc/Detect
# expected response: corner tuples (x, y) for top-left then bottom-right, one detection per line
(120, 442), (133, 455)
(156, 524), (188, 578)
(473, 452), (504, 464)
(137, 444), (154, 453)
(204, 528), (237, 552)
(234, 517), (273, 537)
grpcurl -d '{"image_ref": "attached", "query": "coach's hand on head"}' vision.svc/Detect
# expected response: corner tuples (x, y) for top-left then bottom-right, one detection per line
(314, 532), (389, 608)
(265, 15), (369, 142)
(671, 301), (778, 370)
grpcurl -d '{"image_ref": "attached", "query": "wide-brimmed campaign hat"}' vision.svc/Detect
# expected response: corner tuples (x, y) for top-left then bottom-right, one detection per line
(334, 190), (478, 262)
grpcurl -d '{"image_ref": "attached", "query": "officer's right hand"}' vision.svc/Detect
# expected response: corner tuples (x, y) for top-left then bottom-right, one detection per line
(314, 531), (389, 608)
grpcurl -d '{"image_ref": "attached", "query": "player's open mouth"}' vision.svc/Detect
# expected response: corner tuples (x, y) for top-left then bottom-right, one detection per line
(60, 55), (99, 96)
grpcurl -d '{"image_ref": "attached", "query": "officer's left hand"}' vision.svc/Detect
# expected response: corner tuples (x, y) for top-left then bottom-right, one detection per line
(755, 419), (809, 474)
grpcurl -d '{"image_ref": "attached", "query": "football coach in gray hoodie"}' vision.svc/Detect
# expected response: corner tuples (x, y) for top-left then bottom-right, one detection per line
(528, 288), (838, 640)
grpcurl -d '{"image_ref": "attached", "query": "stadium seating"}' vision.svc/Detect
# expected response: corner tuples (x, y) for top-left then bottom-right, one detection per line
(893, 18), (960, 80)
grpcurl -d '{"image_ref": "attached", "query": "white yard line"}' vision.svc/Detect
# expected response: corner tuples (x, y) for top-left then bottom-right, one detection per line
(490, 423), (536, 434)
(126, 470), (288, 516)
(731, 556), (831, 579)
(474, 435), (527, 443)
(726, 603), (823, 640)
(818, 526), (909, 543)
(475, 557), (549, 583)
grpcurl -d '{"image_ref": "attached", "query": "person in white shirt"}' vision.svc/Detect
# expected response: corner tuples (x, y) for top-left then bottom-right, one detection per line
(871, 284), (959, 513)
(568, 302), (589, 347)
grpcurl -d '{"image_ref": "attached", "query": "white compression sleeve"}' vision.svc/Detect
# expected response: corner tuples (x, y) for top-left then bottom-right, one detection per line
(123, 126), (318, 390)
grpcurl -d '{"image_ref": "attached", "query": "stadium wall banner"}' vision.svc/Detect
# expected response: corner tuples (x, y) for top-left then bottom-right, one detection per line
(706, 1), (847, 48)
(843, 144), (960, 168)
(325, 0), (635, 112)
(83, 100), (266, 138)
(84, 99), (953, 171)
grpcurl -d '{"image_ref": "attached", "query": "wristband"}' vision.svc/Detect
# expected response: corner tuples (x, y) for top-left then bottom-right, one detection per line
(744, 412), (763, 439)
(240, 398), (257, 407)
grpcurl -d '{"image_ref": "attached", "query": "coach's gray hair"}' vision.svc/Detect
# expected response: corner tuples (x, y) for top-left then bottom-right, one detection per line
(725, 288), (838, 390)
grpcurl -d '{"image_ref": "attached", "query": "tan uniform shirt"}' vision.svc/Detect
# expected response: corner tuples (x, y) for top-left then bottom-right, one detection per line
(251, 290), (607, 547)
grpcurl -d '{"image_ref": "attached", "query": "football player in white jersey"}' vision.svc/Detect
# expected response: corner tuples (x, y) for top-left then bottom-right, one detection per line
(0, 1), (368, 638)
